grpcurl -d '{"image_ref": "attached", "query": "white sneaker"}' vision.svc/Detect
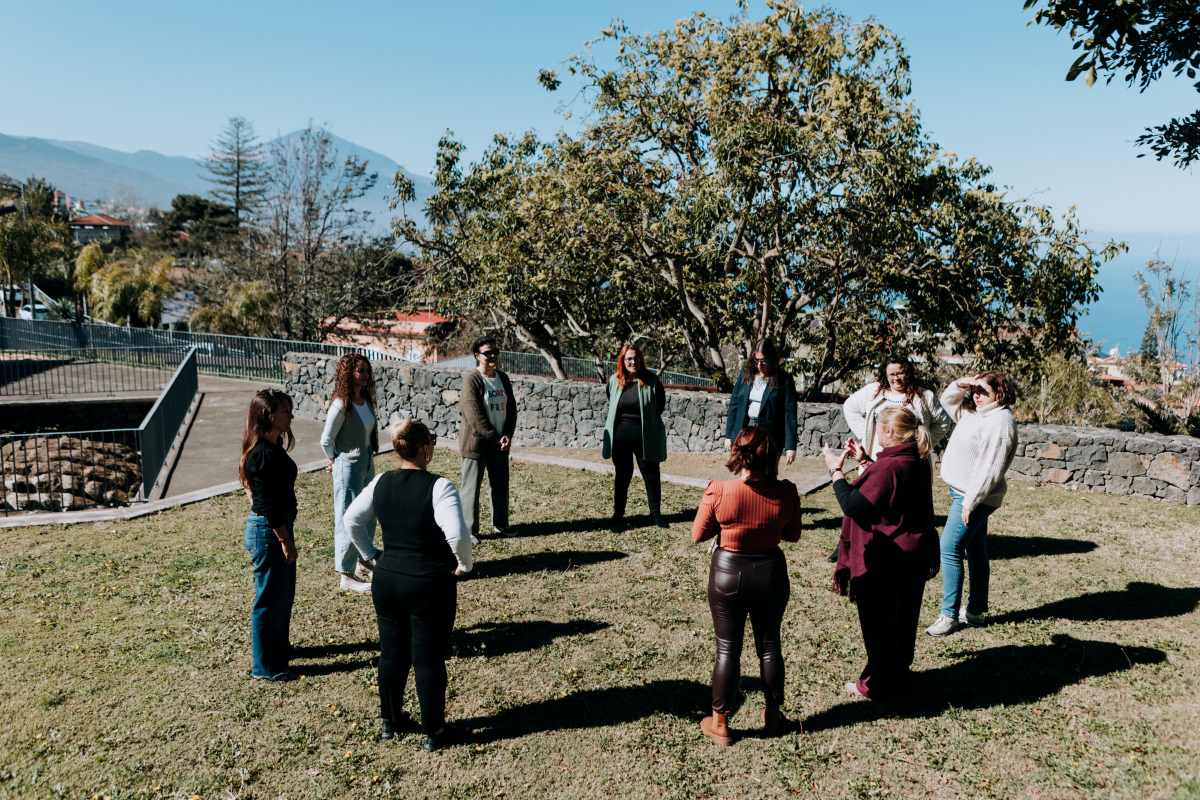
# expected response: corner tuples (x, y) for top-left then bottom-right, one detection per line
(470, 534), (481, 546)
(958, 608), (986, 626)
(338, 574), (372, 594)
(925, 614), (961, 636)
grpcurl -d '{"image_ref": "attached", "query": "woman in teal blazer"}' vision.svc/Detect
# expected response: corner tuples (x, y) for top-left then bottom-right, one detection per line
(603, 343), (668, 529)
(724, 339), (798, 465)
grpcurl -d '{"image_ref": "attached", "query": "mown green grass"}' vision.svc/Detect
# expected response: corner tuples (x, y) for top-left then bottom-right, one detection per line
(0, 451), (1197, 799)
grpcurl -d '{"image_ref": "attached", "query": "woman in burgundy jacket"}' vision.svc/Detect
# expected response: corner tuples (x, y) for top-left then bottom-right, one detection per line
(824, 405), (939, 701)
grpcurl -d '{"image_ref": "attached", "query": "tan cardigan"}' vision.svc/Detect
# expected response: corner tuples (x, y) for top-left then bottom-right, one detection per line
(458, 369), (517, 458)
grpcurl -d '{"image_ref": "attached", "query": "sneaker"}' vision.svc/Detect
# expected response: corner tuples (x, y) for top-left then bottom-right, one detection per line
(491, 526), (511, 539)
(251, 671), (295, 683)
(958, 608), (986, 626)
(470, 534), (481, 546)
(845, 681), (868, 700)
(925, 614), (962, 637)
(339, 574), (372, 594)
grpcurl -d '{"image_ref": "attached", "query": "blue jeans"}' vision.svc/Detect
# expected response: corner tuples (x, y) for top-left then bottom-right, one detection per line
(332, 452), (375, 574)
(245, 514), (297, 679)
(939, 490), (996, 618)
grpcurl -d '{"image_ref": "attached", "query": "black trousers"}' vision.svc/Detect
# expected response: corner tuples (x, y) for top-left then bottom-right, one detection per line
(852, 571), (926, 700)
(372, 569), (457, 735)
(611, 426), (661, 517)
(707, 547), (790, 713)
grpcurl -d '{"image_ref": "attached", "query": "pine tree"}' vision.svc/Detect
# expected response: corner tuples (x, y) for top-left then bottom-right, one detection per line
(204, 116), (266, 230)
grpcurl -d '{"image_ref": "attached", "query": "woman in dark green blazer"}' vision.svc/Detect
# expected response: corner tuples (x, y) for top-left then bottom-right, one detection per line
(724, 339), (798, 465)
(602, 343), (668, 530)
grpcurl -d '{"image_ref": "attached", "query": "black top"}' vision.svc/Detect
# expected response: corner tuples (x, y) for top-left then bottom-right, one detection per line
(832, 478), (875, 525)
(373, 469), (456, 579)
(244, 439), (297, 529)
(616, 383), (642, 429)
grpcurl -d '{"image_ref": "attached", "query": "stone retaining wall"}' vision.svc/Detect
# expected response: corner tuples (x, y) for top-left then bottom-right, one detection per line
(283, 353), (1200, 505)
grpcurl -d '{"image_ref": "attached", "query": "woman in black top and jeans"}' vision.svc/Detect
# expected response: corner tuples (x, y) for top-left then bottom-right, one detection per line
(345, 419), (473, 751)
(239, 389), (299, 682)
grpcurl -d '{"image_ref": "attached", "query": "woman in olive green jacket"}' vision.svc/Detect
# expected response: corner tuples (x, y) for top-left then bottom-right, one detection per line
(602, 343), (668, 530)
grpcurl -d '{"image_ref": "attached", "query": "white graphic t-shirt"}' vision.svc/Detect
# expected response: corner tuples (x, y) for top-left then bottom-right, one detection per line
(482, 374), (508, 433)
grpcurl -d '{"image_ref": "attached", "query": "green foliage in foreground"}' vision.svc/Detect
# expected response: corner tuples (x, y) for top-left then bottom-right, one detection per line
(0, 452), (1197, 798)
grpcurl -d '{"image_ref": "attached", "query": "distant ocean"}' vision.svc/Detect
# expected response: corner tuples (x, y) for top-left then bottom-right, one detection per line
(1078, 232), (1200, 355)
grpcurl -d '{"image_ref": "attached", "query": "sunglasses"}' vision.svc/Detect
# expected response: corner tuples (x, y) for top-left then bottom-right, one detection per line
(478, 351), (499, 360)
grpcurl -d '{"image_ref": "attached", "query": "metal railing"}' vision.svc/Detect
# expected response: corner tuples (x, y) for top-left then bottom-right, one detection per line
(0, 317), (413, 382)
(0, 346), (200, 513)
(498, 350), (716, 389)
(0, 347), (189, 397)
(137, 348), (199, 499)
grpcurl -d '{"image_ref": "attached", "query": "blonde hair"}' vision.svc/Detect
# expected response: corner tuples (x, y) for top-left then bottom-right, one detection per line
(878, 406), (930, 458)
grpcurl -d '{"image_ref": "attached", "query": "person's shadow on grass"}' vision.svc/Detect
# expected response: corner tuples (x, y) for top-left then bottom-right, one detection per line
(468, 550), (627, 579)
(802, 634), (1166, 733)
(988, 582), (1200, 625)
(452, 619), (609, 659)
(458, 678), (709, 744)
(513, 509), (694, 537)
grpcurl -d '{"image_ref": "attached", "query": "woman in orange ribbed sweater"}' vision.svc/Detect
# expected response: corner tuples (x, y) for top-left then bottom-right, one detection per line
(691, 426), (802, 745)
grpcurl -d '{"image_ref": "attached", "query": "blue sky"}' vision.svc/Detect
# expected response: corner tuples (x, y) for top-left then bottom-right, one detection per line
(2, 0), (1196, 347)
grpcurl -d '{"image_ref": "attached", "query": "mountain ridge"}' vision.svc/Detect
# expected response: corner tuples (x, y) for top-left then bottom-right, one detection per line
(0, 131), (433, 230)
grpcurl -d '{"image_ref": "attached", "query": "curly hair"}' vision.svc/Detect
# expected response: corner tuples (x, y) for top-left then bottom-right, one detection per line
(332, 353), (376, 409)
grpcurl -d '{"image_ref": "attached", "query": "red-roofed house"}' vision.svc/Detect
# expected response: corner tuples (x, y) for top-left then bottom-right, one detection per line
(69, 213), (131, 245)
(324, 310), (452, 363)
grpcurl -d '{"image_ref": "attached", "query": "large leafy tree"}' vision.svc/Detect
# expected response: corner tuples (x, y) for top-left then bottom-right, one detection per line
(205, 116), (268, 229)
(551, 2), (1115, 392)
(1025, 0), (1200, 168)
(398, 2), (1115, 392)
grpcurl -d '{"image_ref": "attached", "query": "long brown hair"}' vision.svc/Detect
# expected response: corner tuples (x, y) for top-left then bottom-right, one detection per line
(615, 343), (651, 389)
(741, 338), (782, 387)
(238, 389), (295, 486)
(332, 353), (377, 408)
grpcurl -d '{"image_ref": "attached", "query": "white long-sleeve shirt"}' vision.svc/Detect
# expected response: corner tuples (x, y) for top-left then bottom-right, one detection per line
(342, 472), (473, 573)
(319, 397), (377, 461)
(938, 381), (1018, 516)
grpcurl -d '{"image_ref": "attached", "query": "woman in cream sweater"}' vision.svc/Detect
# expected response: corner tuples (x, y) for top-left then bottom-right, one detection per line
(926, 372), (1019, 636)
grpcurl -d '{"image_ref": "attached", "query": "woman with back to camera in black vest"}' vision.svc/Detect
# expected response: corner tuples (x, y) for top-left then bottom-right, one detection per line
(343, 419), (473, 751)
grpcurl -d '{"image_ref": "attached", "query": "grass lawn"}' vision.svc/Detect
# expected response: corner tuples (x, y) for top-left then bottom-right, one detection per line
(1, 450), (1198, 799)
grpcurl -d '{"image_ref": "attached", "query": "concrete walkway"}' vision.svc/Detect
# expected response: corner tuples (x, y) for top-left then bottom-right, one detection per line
(161, 376), (327, 497)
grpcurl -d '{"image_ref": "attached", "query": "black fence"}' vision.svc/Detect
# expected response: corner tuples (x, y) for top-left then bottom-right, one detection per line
(0, 347), (187, 398)
(0, 317), (411, 382)
(137, 348), (199, 499)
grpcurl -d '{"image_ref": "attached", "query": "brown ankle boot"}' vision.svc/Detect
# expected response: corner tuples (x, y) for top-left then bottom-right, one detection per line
(700, 711), (733, 746)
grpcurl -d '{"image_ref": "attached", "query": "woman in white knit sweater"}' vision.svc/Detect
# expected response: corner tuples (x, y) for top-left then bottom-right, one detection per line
(926, 372), (1019, 636)
(842, 356), (952, 463)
